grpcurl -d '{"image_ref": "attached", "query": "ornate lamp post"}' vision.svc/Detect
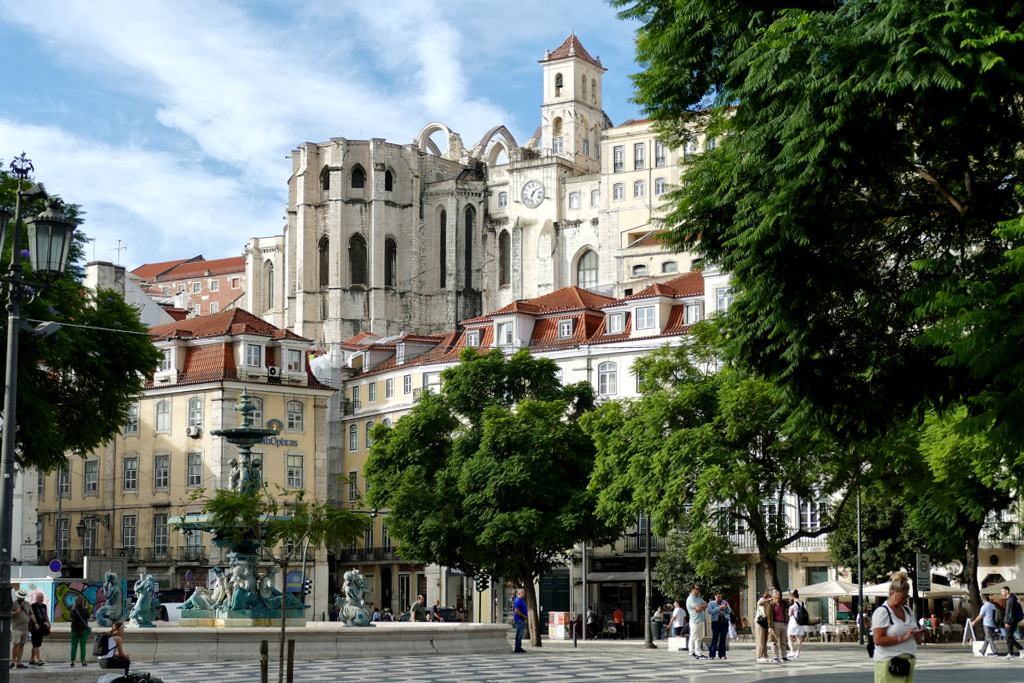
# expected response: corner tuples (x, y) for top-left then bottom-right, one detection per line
(0, 154), (78, 680)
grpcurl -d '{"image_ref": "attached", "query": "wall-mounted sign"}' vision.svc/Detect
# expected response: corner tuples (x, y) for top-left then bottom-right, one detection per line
(261, 419), (298, 447)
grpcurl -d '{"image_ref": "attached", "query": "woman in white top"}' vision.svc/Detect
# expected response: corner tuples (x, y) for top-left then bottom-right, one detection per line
(871, 571), (923, 682)
(787, 589), (805, 658)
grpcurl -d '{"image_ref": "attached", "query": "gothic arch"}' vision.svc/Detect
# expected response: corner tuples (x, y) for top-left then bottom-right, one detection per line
(474, 125), (520, 167)
(416, 122), (454, 156)
(572, 245), (599, 292)
(349, 234), (367, 286)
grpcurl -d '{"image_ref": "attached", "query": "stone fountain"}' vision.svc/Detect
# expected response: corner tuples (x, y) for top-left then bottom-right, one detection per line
(171, 389), (310, 627)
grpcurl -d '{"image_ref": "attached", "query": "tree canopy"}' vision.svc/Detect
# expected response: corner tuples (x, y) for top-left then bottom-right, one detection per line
(0, 166), (162, 471)
(365, 348), (617, 646)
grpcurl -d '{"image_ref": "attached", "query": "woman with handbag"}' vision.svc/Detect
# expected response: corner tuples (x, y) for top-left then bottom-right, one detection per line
(27, 592), (50, 666)
(755, 589), (771, 662)
(69, 595), (92, 667)
(871, 571), (923, 682)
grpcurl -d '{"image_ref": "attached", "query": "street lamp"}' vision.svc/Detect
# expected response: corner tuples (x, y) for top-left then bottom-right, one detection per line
(0, 153), (78, 680)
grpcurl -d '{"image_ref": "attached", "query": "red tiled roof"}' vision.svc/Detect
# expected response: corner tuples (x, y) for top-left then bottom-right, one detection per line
(132, 257), (201, 281)
(542, 34), (602, 68)
(628, 232), (668, 249)
(462, 286), (616, 325)
(164, 256), (246, 280)
(346, 332), (382, 345)
(178, 343), (237, 384)
(621, 270), (704, 302)
(150, 308), (310, 342)
(163, 307), (188, 322)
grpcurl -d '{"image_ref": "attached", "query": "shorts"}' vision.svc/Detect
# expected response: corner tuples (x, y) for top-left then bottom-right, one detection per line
(30, 628), (45, 648)
(11, 629), (27, 645)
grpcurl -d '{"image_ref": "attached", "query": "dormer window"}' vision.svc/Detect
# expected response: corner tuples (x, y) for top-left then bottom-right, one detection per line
(286, 349), (302, 372)
(686, 303), (702, 324)
(247, 345), (262, 367)
(497, 322), (514, 346)
(466, 330), (480, 348)
(557, 319), (575, 339)
(158, 349), (172, 372)
(607, 313), (624, 335)
(636, 306), (656, 330)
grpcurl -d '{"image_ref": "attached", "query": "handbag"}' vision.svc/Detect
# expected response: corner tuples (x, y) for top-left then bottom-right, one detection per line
(756, 614), (768, 629)
(888, 655), (913, 677)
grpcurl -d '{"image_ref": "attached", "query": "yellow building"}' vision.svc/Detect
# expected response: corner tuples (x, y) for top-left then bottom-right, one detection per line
(37, 308), (336, 614)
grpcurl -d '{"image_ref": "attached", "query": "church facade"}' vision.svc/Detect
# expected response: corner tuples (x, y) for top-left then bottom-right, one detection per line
(246, 34), (708, 344)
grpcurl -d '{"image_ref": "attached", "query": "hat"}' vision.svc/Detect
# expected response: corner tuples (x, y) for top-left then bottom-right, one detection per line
(15, 589), (27, 598)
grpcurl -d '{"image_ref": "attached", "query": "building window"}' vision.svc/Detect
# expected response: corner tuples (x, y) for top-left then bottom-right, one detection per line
(498, 192), (508, 208)
(385, 238), (398, 287)
(287, 455), (303, 488)
(161, 286), (170, 294)
(662, 261), (678, 273)
(81, 518), (96, 556)
(177, 284), (186, 293)
(716, 287), (734, 312)
(158, 349), (172, 372)
(558, 319), (574, 339)
(613, 146), (624, 173)
(496, 322), (513, 346)
(265, 261), (274, 309)
(577, 250), (598, 292)
(655, 177), (667, 195)
(552, 137), (564, 155)
(122, 514), (137, 549)
(706, 136), (717, 152)
(154, 454), (169, 489)
(188, 397), (202, 427)
(187, 453), (202, 487)
(568, 192), (580, 210)
(320, 165), (331, 195)
(634, 180), (645, 198)
(287, 349), (302, 372)
(210, 302), (219, 314)
(231, 277), (240, 289)
(125, 404), (139, 434)
(686, 303), (702, 324)
(385, 378), (394, 399)
(318, 236), (330, 288)
(350, 234), (367, 286)
(438, 209), (447, 288)
(403, 375), (412, 395)
(156, 400), (170, 431)
(555, 72), (563, 96)
(123, 456), (138, 491)
(583, 138), (590, 157)
(37, 470), (43, 497)
(85, 461), (98, 495)
(464, 206), (474, 290)
(247, 345), (261, 367)
(210, 280), (219, 292)
(368, 382), (376, 403)
(365, 421), (375, 449)
(349, 471), (359, 501)
(655, 142), (666, 167)
(598, 362), (617, 395)
(154, 514), (168, 555)
(636, 306), (656, 330)
(613, 183), (624, 201)
(632, 264), (647, 277)
(287, 401), (304, 431)
(634, 143), (645, 170)
(36, 519), (43, 547)
(58, 518), (69, 553)
(607, 312), (624, 334)
(192, 303), (201, 316)
(499, 230), (511, 286)
(250, 398), (263, 428)
(352, 386), (360, 405)
(186, 527), (202, 553)
(351, 166), (365, 189)
(466, 330), (479, 348)
(591, 189), (600, 207)
(349, 425), (358, 451)
(192, 282), (201, 294)
(385, 169), (394, 192)
(382, 523), (391, 548)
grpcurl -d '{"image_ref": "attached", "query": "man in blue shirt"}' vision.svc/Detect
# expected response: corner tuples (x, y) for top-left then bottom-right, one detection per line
(513, 589), (528, 653)
(971, 594), (999, 656)
(686, 584), (708, 660)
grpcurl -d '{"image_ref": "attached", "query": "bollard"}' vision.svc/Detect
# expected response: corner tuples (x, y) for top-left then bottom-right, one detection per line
(260, 640), (268, 683)
(287, 639), (296, 683)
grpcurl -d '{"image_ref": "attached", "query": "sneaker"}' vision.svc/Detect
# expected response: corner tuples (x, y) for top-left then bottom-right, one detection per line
(791, 651), (800, 659)
(81, 663), (87, 667)
(756, 657), (769, 663)
(782, 658), (790, 662)
(698, 655), (708, 659)
(720, 655), (727, 660)
(708, 656), (716, 660)
(985, 652), (999, 657)
(69, 662), (75, 668)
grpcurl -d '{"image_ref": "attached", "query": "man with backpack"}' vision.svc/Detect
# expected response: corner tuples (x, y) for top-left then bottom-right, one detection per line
(1002, 586), (1023, 658)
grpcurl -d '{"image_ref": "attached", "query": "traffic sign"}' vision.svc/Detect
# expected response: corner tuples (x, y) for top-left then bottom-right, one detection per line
(185, 570), (192, 582)
(915, 553), (931, 592)
(49, 559), (62, 573)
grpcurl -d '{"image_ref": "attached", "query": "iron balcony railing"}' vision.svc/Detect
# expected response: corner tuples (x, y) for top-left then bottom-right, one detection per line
(623, 534), (666, 553)
(337, 546), (397, 563)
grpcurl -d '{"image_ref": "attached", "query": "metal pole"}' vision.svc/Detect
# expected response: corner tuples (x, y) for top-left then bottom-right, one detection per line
(581, 542), (588, 641)
(260, 639), (269, 683)
(55, 467), (63, 565)
(0, 178), (30, 682)
(857, 487), (864, 645)
(644, 514), (655, 648)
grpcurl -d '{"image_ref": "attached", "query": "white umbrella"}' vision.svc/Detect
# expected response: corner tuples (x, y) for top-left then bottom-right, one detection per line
(862, 580), (968, 598)
(981, 577), (1024, 595)
(795, 579), (861, 598)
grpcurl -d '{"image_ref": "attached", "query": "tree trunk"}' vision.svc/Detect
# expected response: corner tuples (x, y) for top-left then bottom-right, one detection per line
(756, 536), (780, 592)
(522, 557), (542, 648)
(965, 524), (982, 618)
(279, 558), (288, 683)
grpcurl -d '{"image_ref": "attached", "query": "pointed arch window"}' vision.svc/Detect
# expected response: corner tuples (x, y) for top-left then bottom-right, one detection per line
(319, 166), (330, 199)
(439, 209), (447, 288)
(577, 250), (598, 292)
(464, 206), (474, 289)
(384, 169), (394, 192)
(499, 230), (511, 287)
(349, 234), (367, 286)
(318, 236), (329, 288)
(385, 238), (397, 287)
(351, 166), (365, 189)
(264, 261), (274, 309)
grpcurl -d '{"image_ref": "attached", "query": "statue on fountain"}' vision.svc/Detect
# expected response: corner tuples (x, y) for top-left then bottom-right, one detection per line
(128, 573), (161, 627)
(336, 569), (371, 627)
(95, 571), (123, 627)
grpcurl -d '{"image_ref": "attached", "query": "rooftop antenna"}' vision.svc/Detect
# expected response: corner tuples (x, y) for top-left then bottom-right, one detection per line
(110, 240), (127, 266)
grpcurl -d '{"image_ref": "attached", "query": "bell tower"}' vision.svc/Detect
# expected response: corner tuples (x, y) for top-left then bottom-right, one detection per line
(539, 34), (606, 174)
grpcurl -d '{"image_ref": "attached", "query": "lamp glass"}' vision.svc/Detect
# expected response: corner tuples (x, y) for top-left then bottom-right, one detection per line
(0, 205), (10, 253)
(76, 520), (86, 538)
(25, 202), (76, 282)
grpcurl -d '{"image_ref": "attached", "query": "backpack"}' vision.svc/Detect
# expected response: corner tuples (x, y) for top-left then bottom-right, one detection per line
(92, 632), (114, 657)
(1012, 597), (1023, 624)
(796, 601), (810, 626)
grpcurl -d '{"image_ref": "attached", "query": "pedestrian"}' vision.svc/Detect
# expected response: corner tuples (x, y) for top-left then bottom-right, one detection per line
(871, 571), (922, 682)
(328, 604), (339, 621)
(706, 590), (731, 660)
(651, 606), (664, 641)
(512, 588), (528, 653)
(380, 608), (393, 622)
(69, 595), (91, 667)
(668, 599), (687, 638)
(10, 588), (29, 669)
(371, 604), (380, 622)
(970, 594), (999, 657)
(1002, 586), (1021, 658)
(755, 589), (771, 663)
(613, 604), (624, 639)
(97, 621), (131, 677)
(586, 605), (597, 640)
(686, 584), (708, 660)
(27, 591), (49, 666)
(410, 594), (427, 622)
(787, 589), (805, 659)
(766, 589), (789, 663)
(431, 599), (445, 622)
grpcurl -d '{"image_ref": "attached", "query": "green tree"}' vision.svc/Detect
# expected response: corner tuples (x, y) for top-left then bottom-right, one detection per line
(0, 166), (162, 471)
(613, 0), (1024, 447)
(655, 531), (745, 602)
(582, 323), (860, 590)
(365, 348), (617, 646)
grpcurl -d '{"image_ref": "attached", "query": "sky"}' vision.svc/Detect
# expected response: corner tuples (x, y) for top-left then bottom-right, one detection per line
(0, 0), (643, 272)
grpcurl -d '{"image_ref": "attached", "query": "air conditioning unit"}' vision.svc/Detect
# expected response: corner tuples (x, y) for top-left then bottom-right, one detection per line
(268, 366), (281, 377)
(185, 426), (202, 438)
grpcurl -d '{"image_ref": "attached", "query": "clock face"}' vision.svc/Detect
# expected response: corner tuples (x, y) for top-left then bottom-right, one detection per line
(521, 180), (545, 208)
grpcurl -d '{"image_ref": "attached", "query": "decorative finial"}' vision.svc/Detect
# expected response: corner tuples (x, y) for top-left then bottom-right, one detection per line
(544, 49), (550, 60)
(236, 388), (255, 428)
(569, 42), (576, 56)
(10, 153), (34, 180)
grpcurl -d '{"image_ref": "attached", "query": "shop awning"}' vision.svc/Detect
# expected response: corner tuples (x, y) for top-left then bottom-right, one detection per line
(585, 572), (648, 582)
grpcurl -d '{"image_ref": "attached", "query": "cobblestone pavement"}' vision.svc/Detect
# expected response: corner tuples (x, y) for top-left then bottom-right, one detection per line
(60, 639), (1024, 682)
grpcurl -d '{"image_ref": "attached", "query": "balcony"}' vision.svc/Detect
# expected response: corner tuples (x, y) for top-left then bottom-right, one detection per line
(613, 161), (624, 173)
(724, 527), (830, 553)
(337, 546), (398, 564)
(175, 547), (208, 564)
(623, 534), (665, 554)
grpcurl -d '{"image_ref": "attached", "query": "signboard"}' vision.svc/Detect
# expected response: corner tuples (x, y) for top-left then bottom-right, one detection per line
(286, 570), (303, 593)
(180, 571), (207, 590)
(48, 560), (62, 573)
(916, 553), (931, 592)
(548, 612), (570, 640)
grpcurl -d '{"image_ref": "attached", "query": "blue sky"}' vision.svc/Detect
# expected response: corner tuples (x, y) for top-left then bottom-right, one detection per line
(0, 1), (642, 271)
